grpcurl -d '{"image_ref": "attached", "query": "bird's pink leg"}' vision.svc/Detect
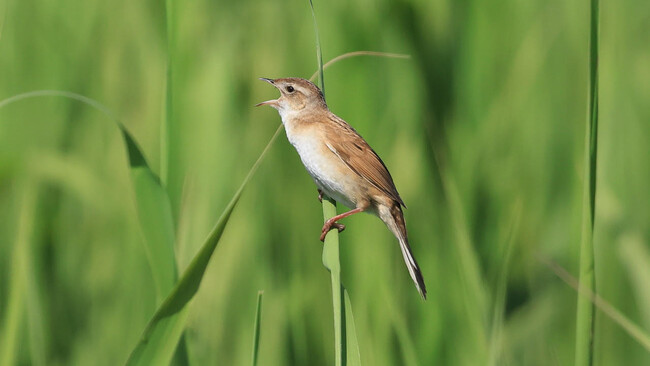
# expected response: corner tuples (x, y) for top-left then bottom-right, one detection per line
(320, 207), (364, 241)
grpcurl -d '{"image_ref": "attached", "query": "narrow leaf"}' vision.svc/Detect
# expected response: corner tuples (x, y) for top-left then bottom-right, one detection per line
(0, 180), (37, 366)
(575, 0), (599, 365)
(344, 290), (361, 366)
(251, 291), (264, 366)
(321, 197), (346, 366)
(541, 257), (650, 352)
(161, 0), (175, 186)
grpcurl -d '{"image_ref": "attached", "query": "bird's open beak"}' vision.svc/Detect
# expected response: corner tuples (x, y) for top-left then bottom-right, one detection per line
(255, 99), (279, 107)
(255, 78), (280, 107)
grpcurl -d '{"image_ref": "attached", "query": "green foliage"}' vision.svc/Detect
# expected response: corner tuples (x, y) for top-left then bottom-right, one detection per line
(1, 0), (649, 365)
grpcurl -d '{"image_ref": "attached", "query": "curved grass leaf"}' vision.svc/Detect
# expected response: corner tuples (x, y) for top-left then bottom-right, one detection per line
(0, 90), (184, 363)
(125, 124), (284, 365)
(308, 51), (410, 82)
(0, 91), (178, 302)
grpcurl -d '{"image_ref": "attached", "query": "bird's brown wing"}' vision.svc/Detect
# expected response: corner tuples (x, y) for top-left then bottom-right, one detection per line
(323, 114), (406, 207)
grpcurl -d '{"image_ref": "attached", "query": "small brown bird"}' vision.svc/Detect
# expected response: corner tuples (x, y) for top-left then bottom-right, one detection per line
(256, 77), (426, 299)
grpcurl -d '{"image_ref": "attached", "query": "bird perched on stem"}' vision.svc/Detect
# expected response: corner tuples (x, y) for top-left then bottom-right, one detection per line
(256, 77), (426, 299)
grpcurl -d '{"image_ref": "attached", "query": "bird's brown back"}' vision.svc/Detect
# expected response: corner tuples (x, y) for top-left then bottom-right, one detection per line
(315, 112), (406, 207)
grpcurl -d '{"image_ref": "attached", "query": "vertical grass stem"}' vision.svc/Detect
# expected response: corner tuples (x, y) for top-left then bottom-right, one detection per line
(575, 0), (599, 365)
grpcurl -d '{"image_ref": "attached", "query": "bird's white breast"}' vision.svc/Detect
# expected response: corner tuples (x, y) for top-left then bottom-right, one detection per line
(281, 115), (356, 209)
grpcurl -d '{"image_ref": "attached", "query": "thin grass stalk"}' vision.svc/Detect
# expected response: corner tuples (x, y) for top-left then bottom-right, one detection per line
(161, 2), (192, 364)
(309, 0), (325, 96)
(309, 51), (410, 81)
(307, 2), (346, 365)
(321, 197), (347, 366)
(488, 201), (522, 366)
(161, 0), (174, 186)
(541, 257), (650, 352)
(0, 0), (7, 43)
(251, 291), (264, 366)
(575, 0), (599, 365)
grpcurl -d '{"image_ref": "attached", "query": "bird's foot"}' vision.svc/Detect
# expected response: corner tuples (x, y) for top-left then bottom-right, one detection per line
(317, 189), (324, 203)
(319, 220), (346, 241)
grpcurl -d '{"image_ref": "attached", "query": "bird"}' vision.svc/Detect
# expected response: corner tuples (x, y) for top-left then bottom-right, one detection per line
(256, 77), (426, 299)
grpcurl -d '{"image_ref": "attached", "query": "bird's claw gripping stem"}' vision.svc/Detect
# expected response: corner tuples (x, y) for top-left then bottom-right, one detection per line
(320, 220), (346, 241)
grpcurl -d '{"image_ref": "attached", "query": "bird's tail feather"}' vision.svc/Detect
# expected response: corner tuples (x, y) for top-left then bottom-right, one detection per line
(380, 203), (427, 299)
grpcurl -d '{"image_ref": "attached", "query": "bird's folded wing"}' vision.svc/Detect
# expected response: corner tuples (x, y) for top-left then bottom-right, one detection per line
(324, 116), (405, 207)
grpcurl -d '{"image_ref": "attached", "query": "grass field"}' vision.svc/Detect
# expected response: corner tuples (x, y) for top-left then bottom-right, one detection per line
(1, 0), (649, 365)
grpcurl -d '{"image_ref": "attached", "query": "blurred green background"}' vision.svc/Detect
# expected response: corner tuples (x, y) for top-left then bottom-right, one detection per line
(1, 0), (649, 364)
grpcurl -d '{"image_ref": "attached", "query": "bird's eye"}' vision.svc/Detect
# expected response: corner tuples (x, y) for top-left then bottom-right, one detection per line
(286, 86), (295, 93)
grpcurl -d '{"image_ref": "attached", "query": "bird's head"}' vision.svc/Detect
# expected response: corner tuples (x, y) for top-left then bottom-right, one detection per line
(256, 77), (327, 116)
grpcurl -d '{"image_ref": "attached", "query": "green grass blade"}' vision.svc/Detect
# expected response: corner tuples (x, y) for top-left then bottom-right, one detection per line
(0, 180), (37, 366)
(0, 0), (7, 43)
(380, 287), (418, 366)
(125, 124), (283, 365)
(575, 0), (599, 365)
(320, 197), (346, 366)
(161, 0), (174, 186)
(434, 153), (488, 356)
(131, 167), (178, 303)
(162, 2), (191, 363)
(344, 290), (361, 366)
(488, 201), (522, 366)
(251, 291), (264, 366)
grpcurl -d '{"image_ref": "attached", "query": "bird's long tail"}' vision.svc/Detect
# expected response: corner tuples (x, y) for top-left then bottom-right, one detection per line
(379, 203), (427, 299)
